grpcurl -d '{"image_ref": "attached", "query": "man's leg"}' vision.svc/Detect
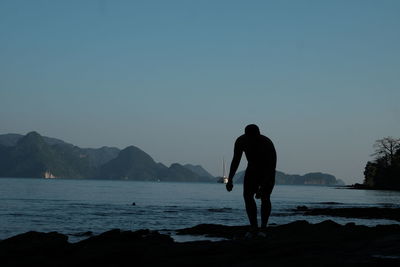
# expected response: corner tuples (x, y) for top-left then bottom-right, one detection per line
(260, 178), (274, 228)
(243, 176), (258, 229)
(243, 191), (258, 229)
(260, 195), (271, 228)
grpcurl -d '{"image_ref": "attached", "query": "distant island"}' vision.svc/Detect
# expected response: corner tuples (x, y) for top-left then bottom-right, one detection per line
(232, 171), (344, 186)
(0, 132), (343, 185)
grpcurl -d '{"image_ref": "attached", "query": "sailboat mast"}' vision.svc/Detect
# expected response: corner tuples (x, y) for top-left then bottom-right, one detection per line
(219, 157), (228, 184)
(223, 158), (226, 177)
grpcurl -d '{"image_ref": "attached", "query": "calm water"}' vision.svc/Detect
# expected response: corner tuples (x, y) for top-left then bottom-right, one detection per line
(1, 178), (399, 242)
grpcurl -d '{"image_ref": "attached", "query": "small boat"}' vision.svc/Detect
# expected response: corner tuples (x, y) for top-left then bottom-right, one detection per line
(43, 171), (56, 179)
(217, 158), (229, 184)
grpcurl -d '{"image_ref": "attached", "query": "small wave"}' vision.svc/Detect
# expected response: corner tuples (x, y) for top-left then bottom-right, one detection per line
(92, 212), (109, 217)
(164, 210), (179, 213)
(273, 213), (297, 217)
(69, 231), (93, 237)
(207, 208), (233, 213)
(377, 203), (400, 208)
(6, 213), (25, 217)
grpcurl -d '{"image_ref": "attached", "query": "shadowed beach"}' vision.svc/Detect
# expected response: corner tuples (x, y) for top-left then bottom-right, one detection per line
(1, 217), (399, 267)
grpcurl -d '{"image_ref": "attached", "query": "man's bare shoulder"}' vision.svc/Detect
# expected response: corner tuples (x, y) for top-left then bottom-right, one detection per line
(235, 134), (246, 144)
(234, 135), (247, 150)
(260, 134), (274, 143)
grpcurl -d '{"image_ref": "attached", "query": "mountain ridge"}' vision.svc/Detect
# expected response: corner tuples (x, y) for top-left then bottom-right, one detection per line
(233, 170), (344, 185)
(0, 132), (343, 185)
(0, 132), (213, 182)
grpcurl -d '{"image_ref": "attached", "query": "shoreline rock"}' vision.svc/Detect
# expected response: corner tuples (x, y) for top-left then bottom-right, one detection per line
(1, 220), (399, 266)
(293, 206), (400, 221)
(345, 183), (400, 191)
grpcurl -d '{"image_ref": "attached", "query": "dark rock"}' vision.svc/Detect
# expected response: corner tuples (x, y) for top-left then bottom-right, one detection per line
(70, 231), (93, 237)
(1, 221), (400, 266)
(0, 231), (68, 249)
(176, 224), (249, 239)
(0, 231), (69, 266)
(302, 207), (400, 221)
(77, 228), (173, 246)
(296, 205), (309, 211)
(315, 219), (341, 228)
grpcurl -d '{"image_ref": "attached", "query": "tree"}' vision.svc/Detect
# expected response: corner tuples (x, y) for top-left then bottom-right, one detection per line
(363, 161), (377, 187)
(363, 137), (400, 190)
(372, 137), (400, 167)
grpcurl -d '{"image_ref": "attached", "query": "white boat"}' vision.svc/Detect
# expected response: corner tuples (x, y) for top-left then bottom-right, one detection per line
(43, 171), (56, 179)
(217, 158), (229, 184)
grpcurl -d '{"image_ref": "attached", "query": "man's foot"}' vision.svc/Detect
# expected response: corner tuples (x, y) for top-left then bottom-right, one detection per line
(243, 229), (268, 239)
(244, 226), (258, 239)
(256, 226), (268, 238)
(244, 231), (254, 239)
(256, 231), (267, 238)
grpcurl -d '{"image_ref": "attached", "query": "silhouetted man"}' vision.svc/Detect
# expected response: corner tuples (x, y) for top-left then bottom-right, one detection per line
(226, 124), (276, 234)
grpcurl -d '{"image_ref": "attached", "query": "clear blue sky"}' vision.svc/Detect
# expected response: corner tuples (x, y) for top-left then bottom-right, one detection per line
(1, 0), (399, 184)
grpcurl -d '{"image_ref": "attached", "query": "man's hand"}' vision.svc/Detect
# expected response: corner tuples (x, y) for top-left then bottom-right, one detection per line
(226, 181), (233, 192)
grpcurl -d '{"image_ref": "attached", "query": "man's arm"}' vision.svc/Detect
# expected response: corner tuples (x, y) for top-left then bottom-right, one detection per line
(226, 139), (243, 191)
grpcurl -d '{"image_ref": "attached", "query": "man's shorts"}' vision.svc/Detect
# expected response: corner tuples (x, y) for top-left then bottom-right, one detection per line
(243, 168), (275, 196)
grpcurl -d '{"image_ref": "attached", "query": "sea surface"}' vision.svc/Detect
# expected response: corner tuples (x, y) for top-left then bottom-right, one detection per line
(1, 178), (400, 242)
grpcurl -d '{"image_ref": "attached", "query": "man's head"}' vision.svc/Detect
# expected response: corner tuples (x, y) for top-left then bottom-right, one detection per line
(245, 124), (260, 136)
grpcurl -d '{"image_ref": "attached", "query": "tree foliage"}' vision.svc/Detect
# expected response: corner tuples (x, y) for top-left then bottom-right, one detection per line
(372, 137), (400, 167)
(364, 137), (400, 190)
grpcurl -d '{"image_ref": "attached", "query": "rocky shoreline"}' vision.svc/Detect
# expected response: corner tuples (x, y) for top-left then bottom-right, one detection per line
(343, 184), (400, 191)
(1, 219), (399, 267)
(293, 206), (400, 222)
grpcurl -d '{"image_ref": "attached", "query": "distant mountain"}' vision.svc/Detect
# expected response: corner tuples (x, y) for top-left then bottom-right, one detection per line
(0, 132), (214, 182)
(99, 146), (211, 182)
(0, 133), (68, 147)
(184, 164), (214, 180)
(99, 146), (163, 181)
(234, 170), (344, 185)
(0, 134), (23, 146)
(161, 163), (211, 182)
(0, 132), (91, 178)
(82, 147), (121, 167)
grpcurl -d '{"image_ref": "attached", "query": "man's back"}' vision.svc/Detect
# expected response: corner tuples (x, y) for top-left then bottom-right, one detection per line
(235, 134), (277, 171)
